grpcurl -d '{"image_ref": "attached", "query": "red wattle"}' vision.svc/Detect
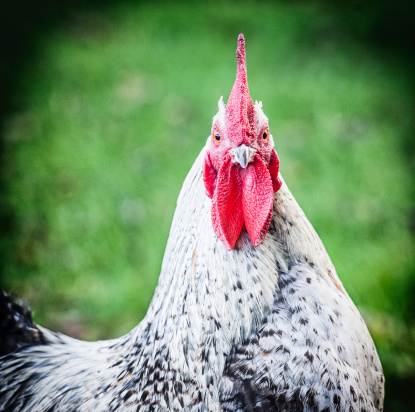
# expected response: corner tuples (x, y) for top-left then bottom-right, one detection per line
(211, 156), (244, 250)
(208, 153), (277, 250)
(203, 151), (217, 199)
(242, 156), (274, 246)
(269, 148), (282, 193)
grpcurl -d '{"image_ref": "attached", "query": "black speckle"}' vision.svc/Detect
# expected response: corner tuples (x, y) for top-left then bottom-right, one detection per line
(141, 390), (149, 402)
(276, 344), (290, 354)
(225, 294), (229, 301)
(123, 389), (136, 401)
(293, 305), (303, 314)
(164, 391), (170, 405)
(333, 394), (341, 411)
(174, 381), (183, 394)
(305, 388), (316, 407)
(304, 351), (314, 363)
(236, 280), (243, 290)
(154, 358), (162, 370)
(201, 347), (210, 362)
(306, 277), (312, 284)
(236, 346), (247, 355)
(350, 385), (357, 402)
(289, 288), (295, 294)
(266, 328), (277, 336)
(238, 363), (255, 379)
(326, 379), (334, 391)
(300, 317), (309, 325)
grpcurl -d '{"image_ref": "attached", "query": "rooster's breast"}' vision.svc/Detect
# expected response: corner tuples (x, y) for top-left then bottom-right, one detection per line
(220, 263), (384, 412)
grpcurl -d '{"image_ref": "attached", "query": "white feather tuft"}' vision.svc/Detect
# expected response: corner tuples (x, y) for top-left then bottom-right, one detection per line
(212, 96), (226, 129)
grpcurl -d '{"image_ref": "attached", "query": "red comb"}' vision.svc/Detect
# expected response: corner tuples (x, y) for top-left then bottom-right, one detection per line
(225, 34), (256, 147)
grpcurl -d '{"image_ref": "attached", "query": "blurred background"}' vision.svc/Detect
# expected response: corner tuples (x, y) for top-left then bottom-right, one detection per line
(0, 0), (414, 410)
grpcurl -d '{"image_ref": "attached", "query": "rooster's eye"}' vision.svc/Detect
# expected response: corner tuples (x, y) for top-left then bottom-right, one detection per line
(214, 131), (221, 142)
(262, 130), (269, 141)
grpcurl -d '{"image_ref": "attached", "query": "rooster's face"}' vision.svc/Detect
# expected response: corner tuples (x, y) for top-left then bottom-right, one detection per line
(203, 34), (282, 251)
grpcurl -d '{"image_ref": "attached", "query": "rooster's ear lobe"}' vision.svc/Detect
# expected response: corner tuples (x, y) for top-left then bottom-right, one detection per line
(203, 152), (217, 199)
(269, 149), (282, 193)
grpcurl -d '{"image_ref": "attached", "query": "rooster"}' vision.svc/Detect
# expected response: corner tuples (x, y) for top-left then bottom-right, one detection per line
(0, 34), (384, 411)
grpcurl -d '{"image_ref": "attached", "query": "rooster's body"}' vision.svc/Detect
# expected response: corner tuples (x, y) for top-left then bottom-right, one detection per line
(0, 34), (384, 411)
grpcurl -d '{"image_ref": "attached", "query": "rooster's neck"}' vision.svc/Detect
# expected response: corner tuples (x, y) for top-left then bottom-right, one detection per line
(128, 147), (335, 410)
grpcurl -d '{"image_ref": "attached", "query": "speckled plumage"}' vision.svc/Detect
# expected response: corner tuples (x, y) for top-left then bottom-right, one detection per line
(0, 35), (384, 411)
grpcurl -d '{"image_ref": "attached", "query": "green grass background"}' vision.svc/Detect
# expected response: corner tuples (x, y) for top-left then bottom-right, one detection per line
(1, 1), (414, 410)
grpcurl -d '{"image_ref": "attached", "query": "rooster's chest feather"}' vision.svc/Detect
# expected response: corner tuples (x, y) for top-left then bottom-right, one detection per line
(220, 264), (384, 412)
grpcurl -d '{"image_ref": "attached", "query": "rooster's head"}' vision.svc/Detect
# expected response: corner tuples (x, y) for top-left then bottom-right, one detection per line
(203, 34), (282, 251)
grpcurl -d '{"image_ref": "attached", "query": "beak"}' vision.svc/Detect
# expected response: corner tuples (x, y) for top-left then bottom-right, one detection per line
(230, 144), (256, 169)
